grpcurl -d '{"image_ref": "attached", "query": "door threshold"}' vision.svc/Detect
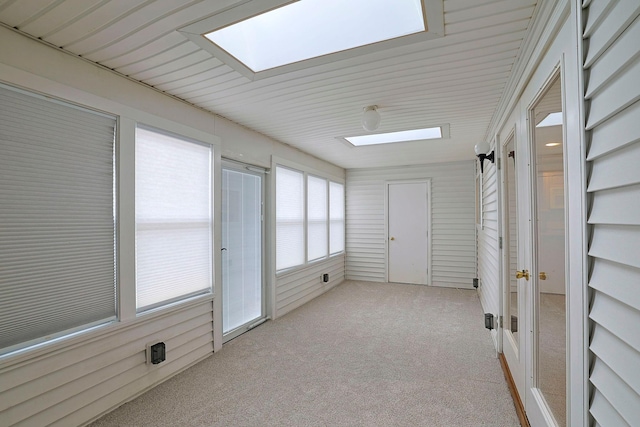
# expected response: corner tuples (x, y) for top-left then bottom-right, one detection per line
(499, 353), (530, 427)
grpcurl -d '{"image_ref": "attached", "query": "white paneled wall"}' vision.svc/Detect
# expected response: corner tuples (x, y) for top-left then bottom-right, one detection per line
(583, 1), (640, 425)
(276, 254), (345, 317)
(477, 157), (500, 319)
(0, 301), (213, 426)
(346, 161), (476, 288)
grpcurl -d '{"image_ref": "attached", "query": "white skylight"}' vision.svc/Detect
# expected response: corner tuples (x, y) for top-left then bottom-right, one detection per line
(345, 127), (442, 147)
(536, 112), (563, 127)
(204, 0), (425, 72)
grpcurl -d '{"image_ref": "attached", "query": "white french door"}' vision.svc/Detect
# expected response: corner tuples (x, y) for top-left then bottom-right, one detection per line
(221, 163), (265, 342)
(500, 54), (570, 427)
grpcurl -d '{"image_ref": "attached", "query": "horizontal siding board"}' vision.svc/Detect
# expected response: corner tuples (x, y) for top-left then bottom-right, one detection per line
(587, 101), (640, 160)
(588, 184), (640, 225)
(589, 258), (640, 312)
(587, 141), (640, 192)
(588, 224), (640, 269)
(590, 357), (640, 425)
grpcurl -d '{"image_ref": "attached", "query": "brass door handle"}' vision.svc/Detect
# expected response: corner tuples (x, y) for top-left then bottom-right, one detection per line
(539, 272), (547, 280)
(515, 270), (530, 281)
(390, 237), (395, 241)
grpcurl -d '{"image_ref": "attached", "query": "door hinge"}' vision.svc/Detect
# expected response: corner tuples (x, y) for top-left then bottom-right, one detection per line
(499, 315), (504, 328)
(497, 158), (501, 170)
(499, 237), (503, 249)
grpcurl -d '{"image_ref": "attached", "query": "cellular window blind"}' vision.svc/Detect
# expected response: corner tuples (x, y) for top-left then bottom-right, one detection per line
(0, 84), (116, 354)
(275, 166), (304, 271)
(135, 127), (213, 312)
(307, 175), (328, 261)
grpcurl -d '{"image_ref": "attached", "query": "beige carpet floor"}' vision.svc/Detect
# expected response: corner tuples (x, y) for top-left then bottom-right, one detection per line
(90, 281), (519, 427)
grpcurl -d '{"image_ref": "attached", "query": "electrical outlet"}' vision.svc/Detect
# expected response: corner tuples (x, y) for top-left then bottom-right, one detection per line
(322, 273), (329, 283)
(146, 342), (166, 365)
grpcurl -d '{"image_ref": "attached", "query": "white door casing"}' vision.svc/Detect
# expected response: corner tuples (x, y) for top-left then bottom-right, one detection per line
(387, 181), (431, 285)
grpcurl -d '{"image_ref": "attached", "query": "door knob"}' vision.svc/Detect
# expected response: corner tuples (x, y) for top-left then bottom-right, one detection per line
(390, 237), (395, 240)
(539, 272), (547, 280)
(515, 270), (529, 281)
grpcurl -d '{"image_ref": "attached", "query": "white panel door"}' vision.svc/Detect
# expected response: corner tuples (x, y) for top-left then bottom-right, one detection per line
(387, 181), (429, 285)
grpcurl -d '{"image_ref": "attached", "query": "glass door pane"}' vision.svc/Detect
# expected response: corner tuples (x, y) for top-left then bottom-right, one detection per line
(222, 168), (264, 337)
(531, 75), (566, 426)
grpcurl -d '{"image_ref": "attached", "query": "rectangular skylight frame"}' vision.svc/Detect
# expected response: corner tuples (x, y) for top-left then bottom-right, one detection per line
(179, 0), (444, 81)
(204, 0), (426, 73)
(342, 125), (448, 147)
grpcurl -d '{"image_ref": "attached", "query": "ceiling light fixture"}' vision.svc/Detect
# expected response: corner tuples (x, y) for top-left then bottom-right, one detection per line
(362, 106), (381, 132)
(474, 141), (495, 173)
(545, 142), (561, 147)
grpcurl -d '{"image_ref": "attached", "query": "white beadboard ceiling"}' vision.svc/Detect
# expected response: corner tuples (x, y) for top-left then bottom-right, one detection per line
(0, 0), (539, 169)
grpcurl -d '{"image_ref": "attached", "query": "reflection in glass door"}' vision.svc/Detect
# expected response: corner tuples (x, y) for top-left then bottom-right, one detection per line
(222, 166), (264, 341)
(530, 75), (566, 426)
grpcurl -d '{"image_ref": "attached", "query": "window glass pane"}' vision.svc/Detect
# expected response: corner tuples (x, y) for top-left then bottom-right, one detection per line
(135, 127), (212, 312)
(308, 175), (328, 261)
(330, 182), (345, 254)
(276, 166), (305, 270)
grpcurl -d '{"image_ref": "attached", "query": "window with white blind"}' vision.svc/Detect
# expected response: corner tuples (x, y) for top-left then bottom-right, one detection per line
(135, 126), (213, 312)
(0, 83), (117, 355)
(275, 166), (305, 271)
(330, 182), (345, 254)
(275, 165), (344, 272)
(307, 175), (328, 261)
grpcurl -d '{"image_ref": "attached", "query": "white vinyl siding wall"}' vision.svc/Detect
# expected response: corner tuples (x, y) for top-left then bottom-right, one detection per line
(583, 1), (640, 425)
(275, 254), (345, 318)
(477, 155), (500, 320)
(0, 301), (213, 426)
(346, 161), (476, 288)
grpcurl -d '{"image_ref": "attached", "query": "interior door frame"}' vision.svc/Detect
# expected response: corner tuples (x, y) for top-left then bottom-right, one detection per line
(220, 159), (267, 343)
(385, 179), (432, 285)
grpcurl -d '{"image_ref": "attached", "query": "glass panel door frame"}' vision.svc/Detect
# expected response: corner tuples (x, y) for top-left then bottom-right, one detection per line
(500, 125), (528, 403)
(221, 160), (267, 343)
(524, 66), (567, 427)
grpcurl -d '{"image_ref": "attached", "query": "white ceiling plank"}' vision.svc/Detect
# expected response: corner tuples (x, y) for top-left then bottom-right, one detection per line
(100, 32), (188, 69)
(0, 0), (58, 28)
(19, 0), (105, 37)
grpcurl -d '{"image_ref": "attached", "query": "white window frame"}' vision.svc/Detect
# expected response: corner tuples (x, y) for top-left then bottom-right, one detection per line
(134, 124), (216, 315)
(272, 157), (345, 276)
